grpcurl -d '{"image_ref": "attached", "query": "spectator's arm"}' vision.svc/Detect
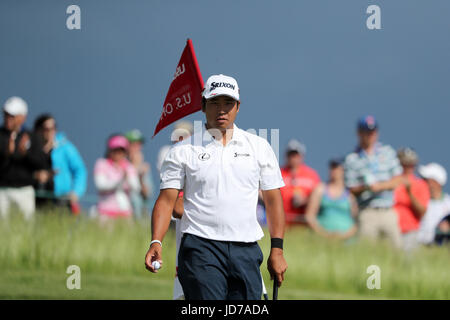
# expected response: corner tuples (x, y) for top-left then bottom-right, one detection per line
(302, 170), (322, 203)
(344, 156), (366, 196)
(407, 191), (427, 218)
(305, 184), (333, 238)
(66, 142), (87, 198)
(348, 185), (369, 197)
(406, 185), (427, 218)
(94, 160), (124, 192)
(349, 193), (359, 219)
(126, 166), (141, 192)
(94, 173), (123, 192)
(370, 175), (403, 193)
(370, 146), (404, 193)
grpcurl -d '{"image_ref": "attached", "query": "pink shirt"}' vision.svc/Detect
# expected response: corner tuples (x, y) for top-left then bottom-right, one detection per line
(94, 158), (140, 218)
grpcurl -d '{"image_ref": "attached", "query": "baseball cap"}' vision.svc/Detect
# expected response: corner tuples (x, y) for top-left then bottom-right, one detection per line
(397, 147), (419, 166)
(108, 135), (129, 150)
(418, 163), (447, 186)
(125, 129), (145, 143)
(202, 74), (240, 101)
(357, 115), (378, 131)
(3, 96), (28, 116)
(286, 139), (306, 155)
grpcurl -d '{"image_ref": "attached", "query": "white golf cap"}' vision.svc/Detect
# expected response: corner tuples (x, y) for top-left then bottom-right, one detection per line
(418, 162), (447, 186)
(3, 96), (28, 116)
(202, 74), (239, 101)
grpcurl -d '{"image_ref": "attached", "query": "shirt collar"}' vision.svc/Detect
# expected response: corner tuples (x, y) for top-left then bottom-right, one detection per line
(356, 142), (382, 157)
(203, 123), (244, 146)
(230, 124), (244, 144)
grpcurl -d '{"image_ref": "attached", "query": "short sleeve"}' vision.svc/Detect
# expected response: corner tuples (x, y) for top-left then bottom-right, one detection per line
(257, 138), (285, 191)
(160, 145), (185, 190)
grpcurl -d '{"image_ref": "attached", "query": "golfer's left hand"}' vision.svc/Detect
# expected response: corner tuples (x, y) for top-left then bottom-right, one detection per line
(267, 248), (288, 287)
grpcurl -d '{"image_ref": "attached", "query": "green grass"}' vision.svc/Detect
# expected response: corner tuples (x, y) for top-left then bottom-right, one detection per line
(0, 209), (449, 299)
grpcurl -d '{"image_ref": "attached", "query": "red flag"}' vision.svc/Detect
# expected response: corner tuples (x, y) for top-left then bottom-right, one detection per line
(153, 39), (204, 137)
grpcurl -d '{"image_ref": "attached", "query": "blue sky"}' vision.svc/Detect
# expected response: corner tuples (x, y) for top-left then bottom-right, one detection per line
(1, 0), (450, 202)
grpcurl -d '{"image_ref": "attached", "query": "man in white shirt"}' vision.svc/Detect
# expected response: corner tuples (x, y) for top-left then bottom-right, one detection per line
(145, 74), (288, 300)
(417, 163), (450, 245)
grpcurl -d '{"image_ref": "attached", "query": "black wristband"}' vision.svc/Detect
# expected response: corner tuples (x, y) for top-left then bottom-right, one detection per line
(271, 238), (283, 250)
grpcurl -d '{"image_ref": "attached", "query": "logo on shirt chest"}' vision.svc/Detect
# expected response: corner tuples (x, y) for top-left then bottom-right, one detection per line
(234, 152), (250, 158)
(198, 152), (211, 161)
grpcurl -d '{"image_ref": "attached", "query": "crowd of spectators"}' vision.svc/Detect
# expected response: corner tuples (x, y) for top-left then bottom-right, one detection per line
(281, 115), (450, 248)
(0, 97), (87, 218)
(0, 97), (155, 222)
(0, 96), (448, 248)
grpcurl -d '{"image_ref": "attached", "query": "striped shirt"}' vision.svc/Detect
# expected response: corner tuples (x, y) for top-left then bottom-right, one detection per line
(344, 142), (402, 209)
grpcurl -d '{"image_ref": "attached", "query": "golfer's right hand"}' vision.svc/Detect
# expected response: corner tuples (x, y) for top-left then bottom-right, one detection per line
(145, 243), (163, 273)
(267, 248), (288, 287)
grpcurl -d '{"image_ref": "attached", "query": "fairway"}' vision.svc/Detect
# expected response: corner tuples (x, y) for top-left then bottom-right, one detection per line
(1, 211), (449, 300)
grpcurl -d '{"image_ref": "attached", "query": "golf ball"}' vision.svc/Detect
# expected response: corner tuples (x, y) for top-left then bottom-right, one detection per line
(152, 261), (161, 270)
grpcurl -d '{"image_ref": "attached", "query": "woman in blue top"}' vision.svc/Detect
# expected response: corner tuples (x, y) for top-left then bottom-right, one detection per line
(34, 114), (87, 213)
(305, 158), (358, 239)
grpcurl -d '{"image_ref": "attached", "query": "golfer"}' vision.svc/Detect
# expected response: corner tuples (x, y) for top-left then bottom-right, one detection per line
(145, 74), (288, 300)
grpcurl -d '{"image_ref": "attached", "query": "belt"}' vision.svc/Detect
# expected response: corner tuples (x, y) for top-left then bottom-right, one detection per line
(369, 207), (391, 210)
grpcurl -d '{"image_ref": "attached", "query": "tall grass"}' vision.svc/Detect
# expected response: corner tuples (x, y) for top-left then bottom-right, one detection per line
(0, 210), (166, 276)
(282, 228), (449, 299)
(0, 209), (449, 299)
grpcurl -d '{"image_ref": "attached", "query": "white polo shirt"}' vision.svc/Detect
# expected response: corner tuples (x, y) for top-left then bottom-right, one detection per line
(160, 123), (285, 242)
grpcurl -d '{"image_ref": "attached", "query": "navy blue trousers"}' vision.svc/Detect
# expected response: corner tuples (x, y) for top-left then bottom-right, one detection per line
(178, 233), (263, 300)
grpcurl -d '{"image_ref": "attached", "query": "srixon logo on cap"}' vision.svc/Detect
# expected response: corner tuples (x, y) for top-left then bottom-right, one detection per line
(210, 82), (235, 91)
